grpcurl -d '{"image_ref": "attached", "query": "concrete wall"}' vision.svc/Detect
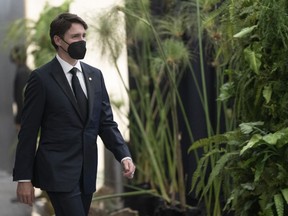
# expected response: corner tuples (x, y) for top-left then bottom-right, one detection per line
(0, 0), (25, 173)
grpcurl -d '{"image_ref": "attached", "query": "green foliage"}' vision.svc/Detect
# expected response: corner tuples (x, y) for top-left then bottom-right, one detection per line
(274, 194), (284, 216)
(32, 1), (71, 67)
(192, 123), (288, 215)
(192, 0), (288, 214)
(4, 0), (71, 68)
(90, 0), (218, 211)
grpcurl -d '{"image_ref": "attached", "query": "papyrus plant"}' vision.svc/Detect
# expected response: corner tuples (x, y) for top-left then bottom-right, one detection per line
(89, 0), (219, 211)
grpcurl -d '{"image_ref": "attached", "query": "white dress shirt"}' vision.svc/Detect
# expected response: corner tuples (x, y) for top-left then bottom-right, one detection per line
(56, 54), (87, 97)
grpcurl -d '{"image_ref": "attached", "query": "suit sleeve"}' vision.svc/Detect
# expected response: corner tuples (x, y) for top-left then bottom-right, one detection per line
(98, 72), (131, 162)
(13, 71), (46, 181)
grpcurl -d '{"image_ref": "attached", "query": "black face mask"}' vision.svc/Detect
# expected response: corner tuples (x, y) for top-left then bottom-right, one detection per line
(60, 39), (87, 59)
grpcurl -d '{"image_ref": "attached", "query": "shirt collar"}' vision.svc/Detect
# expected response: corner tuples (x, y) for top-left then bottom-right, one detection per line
(56, 54), (82, 75)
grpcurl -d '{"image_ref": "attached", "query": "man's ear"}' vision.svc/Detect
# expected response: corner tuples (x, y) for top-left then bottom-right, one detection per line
(54, 35), (62, 47)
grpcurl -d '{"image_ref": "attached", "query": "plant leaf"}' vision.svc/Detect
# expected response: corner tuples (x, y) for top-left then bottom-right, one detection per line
(240, 134), (262, 155)
(188, 134), (228, 151)
(254, 159), (265, 182)
(263, 85), (272, 104)
(274, 193), (284, 216)
(239, 121), (264, 134)
(241, 183), (255, 191)
(262, 128), (288, 146)
(217, 82), (235, 101)
(244, 48), (262, 75)
(281, 188), (288, 204)
(233, 25), (257, 38)
(263, 133), (282, 145)
(202, 152), (238, 196)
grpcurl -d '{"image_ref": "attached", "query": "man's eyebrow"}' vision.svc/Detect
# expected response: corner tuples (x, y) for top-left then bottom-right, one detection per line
(70, 32), (86, 37)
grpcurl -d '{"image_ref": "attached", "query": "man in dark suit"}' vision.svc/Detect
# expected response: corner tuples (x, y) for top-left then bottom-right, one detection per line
(13, 12), (136, 216)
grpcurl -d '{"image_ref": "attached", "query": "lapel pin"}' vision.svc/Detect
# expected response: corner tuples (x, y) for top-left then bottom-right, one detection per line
(89, 77), (92, 81)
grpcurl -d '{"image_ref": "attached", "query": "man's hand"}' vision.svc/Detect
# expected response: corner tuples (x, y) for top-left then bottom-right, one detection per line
(17, 182), (35, 206)
(122, 159), (136, 179)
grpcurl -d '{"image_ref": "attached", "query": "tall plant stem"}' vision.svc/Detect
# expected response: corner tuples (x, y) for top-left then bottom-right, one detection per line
(106, 39), (171, 203)
(171, 65), (186, 209)
(196, 0), (213, 137)
(195, 0), (222, 214)
(139, 0), (187, 208)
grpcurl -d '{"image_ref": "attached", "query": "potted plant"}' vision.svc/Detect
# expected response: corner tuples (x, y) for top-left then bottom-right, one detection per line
(90, 0), (229, 215)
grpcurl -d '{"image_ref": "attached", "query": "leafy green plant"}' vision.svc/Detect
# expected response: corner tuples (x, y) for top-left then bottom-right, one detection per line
(190, 0), (288, 215)
(89, 0), (225, 212)
(190, 122), (288, 216)
(3, 0), (71, 68)
(89, 0), (242, 214)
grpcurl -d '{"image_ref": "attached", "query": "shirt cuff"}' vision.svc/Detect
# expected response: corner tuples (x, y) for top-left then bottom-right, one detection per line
(121, 157), (132, 163)
(18, 180), (31, 182)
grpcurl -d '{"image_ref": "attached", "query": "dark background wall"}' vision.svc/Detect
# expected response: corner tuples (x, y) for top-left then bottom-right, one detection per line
(0, 0), (24, 173)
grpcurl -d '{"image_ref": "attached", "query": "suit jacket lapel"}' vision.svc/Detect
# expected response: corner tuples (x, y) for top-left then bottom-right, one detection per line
(81, 63), (95, 125)
(50, 58), (83, 122)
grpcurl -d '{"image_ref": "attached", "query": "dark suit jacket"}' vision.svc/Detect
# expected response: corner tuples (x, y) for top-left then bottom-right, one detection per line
(13, 57), (131, 194)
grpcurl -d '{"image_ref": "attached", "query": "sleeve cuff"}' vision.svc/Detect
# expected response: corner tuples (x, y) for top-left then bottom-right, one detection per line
(121, 157), (132, 163)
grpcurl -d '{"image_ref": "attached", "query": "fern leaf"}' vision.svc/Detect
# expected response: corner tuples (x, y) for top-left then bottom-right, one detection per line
(191, 154), (207, 193)
(202, 0), (230, 28)
(264, 206), (275, 216)
(191, 149), (223, 194)
(188, 138), (211, 151)
(259, 197), (274, 216)
(188, 134), (227, 151)
(281, 188), (288, 204)
(254, 159), (265, 182)
(274, 193), (284, 216)
(202, 152), (238, 197)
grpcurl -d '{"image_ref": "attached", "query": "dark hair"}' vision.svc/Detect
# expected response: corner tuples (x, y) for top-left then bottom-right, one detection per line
(49, 12), (88, 50)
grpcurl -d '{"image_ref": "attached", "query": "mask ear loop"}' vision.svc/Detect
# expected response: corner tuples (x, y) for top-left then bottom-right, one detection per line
(60, 37), (70, 45)
(58, 36), (70, 54)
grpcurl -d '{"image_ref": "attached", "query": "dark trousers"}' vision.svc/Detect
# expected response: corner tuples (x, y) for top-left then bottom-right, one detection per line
(47, 184), (93, 216)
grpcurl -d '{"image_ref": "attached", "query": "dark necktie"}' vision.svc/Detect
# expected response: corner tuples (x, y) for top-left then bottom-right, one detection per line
(70, 67), (88, 122)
